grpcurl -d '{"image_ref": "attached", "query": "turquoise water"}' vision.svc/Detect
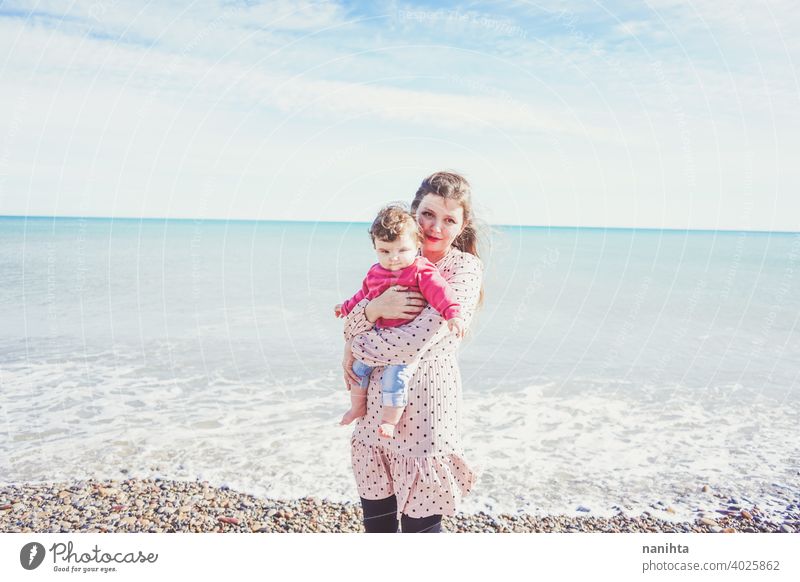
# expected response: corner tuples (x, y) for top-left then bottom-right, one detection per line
(1, 216), (798, 518)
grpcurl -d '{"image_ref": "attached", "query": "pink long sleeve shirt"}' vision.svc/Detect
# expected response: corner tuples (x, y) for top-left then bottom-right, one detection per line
(340, 256), (461, 328)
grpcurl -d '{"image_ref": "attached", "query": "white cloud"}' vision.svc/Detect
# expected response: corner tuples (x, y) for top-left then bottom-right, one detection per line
(0, 15), (600, 138)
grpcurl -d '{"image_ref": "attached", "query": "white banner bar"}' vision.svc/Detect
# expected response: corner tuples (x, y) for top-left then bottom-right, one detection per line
(1, 533), (797, 581)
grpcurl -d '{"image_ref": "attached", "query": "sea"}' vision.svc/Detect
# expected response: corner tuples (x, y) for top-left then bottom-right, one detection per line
(1, 216), (798, 520)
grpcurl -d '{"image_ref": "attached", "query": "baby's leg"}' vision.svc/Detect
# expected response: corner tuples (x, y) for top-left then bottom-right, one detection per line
(377, 364), (415, 439)
(340, 386), (368, 425)
(340, 360), (372, 425)
(352, 360), (373, 390)
(378, 405), (405, 439)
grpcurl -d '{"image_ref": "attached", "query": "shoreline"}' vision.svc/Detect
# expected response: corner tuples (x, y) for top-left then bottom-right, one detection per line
(2, 479), (797, 533)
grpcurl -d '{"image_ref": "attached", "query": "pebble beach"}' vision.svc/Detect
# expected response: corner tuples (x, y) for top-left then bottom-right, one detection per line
(1, 479), (798, 534)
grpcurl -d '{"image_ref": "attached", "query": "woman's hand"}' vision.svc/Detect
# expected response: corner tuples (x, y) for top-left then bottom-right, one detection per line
(365, 285), (426, 322)
(342, 339), (361, 390)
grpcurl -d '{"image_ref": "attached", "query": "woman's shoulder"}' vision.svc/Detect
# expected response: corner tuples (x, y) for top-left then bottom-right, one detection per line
(436, 247), (483, 278)
(448, 248), (483, 272)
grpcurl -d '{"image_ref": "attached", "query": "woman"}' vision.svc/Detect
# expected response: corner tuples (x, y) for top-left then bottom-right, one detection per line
(342, 171), (484, 533)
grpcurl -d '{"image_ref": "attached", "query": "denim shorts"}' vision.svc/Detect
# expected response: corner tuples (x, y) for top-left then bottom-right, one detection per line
(351, 361), (414, 407)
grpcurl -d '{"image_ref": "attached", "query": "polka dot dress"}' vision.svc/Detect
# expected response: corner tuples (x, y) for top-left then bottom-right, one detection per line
(345, 248), (482, 519)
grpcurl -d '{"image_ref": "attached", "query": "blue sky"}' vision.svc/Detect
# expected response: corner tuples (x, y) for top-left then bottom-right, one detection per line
(0, 0), (798, 230)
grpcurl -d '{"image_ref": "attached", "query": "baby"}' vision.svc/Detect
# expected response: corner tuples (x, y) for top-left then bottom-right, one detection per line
(335, 204), (464, 438)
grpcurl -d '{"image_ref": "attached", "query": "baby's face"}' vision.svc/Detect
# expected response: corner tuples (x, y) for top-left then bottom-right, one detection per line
(374, 232), (419, 271)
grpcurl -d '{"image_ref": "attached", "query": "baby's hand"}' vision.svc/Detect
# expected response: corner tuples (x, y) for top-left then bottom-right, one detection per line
(334, 304), (344, 318)
(447, 317), (465, 339)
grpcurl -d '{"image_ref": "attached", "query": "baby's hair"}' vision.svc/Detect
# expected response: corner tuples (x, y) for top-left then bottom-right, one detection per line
(369, 203), (423, 245)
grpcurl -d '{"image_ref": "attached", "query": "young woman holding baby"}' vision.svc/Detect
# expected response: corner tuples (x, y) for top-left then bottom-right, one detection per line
(338, 171), (485, 533)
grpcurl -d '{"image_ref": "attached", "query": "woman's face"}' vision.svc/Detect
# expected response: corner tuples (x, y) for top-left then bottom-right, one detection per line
(415, 193), (465, 260)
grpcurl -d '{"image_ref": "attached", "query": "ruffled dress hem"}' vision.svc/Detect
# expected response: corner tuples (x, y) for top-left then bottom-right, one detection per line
(351, 436), (478, 519)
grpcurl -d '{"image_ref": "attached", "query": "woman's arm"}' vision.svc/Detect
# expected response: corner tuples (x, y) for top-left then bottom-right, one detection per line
(341, 286), (427, 341)
(342, 298), (374, 341)
(351, 252), (482, 367)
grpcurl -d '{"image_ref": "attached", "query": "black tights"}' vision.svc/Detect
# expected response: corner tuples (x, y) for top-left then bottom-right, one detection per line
(360, 496), (442, 533)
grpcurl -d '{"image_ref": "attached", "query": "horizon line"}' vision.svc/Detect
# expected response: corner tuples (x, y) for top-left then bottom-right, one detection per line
(1, 214), (798, 235)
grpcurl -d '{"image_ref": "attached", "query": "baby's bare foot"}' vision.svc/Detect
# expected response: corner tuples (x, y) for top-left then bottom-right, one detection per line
(378, 423), (396, 439)
(340, 390), (367, 425)
(340, 408), (365, 425)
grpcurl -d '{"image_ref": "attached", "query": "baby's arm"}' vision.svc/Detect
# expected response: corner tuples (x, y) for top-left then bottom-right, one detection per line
(447, 317), (465, 339)
(417, 261), (462, 326)
(337, 277), (371, 318)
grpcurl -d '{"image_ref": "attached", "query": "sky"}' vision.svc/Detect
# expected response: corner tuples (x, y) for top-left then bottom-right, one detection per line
(0, 0), (798, 230)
